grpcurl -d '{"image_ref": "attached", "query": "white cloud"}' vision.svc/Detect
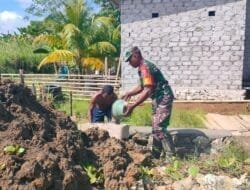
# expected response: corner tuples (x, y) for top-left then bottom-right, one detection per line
(0, 11), (22, 21)
(0, 11), (29, 34)
(16, 0), (32, 8)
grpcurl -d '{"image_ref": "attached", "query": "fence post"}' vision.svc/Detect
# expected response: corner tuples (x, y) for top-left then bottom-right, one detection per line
(70, 91), (73, 117)
(39, 84), (44, 102)
(32, 83), (36, 99)
(19, 69), (24, 85)
(115, 56), (122, 91)
(105, 57), (108, 76)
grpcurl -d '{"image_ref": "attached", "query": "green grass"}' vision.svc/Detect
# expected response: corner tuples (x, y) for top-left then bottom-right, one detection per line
(54, 98), (90, 120)
(170, 109), (206, 128)
(162, 142), (249, 181)
(54, 99), (206, 128)
(121, 104), (152, 126)
(122, 103), (206, 128)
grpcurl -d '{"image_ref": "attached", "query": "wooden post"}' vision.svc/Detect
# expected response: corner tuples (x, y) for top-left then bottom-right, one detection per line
(115, 56), (122, 88)
(19, 69), (24, 85)
(32, 83), (36, 99)
(54, 63), (58, 74)
(70, 91), (73, 117)
(105, 57), (108, 76)
(39, 84), (42, 101)
(0, 72), (1, 85)
(40, 84), (45, 102)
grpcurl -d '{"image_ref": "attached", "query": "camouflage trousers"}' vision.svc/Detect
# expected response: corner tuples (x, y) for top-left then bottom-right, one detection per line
(150, 92), (175, 158)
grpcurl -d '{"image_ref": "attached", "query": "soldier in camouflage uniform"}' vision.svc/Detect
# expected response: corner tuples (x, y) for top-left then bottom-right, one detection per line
(122, 46), (175, 158)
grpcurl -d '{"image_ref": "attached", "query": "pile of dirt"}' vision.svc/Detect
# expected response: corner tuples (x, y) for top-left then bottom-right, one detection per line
(0, 80), (152, 190)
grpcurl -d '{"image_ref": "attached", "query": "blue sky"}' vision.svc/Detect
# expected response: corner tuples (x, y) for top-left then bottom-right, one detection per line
(0, 0), (99, 35)
(0, 0), (32, 34)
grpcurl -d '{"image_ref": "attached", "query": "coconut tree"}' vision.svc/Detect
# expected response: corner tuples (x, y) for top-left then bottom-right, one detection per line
(33, 0), (117, 74)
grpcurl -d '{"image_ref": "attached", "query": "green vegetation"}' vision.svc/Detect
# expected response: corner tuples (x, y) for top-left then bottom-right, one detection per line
(214, 143), (249, 176)
(121, 104), (152, 126)
(165, 159), (185, 180)
(163, 142), (249, 181)
(139, 166), (154, 179)
(170, 109), (206, 128)
(0, 163), (6, 171)
(1, 0), (120, 74)
(83, 163), (104, 185)
(54, 98), (90, 122)
(0, 35), (46, 73)
(28, 0), (120, 74)
(138, 146), (248, 184)
(146, 141), (249, 183)
(3, 145), (25, 156)
(188, 165), (200, 177)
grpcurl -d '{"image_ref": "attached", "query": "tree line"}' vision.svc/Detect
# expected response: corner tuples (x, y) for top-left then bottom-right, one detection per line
(0, 0), (120, 74)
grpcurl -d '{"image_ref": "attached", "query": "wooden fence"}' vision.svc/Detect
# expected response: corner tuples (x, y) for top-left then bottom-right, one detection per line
(0, 73), (121, 99)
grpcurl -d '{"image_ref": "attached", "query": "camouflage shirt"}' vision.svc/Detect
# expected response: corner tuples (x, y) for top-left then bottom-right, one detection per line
(138, 59), (173, 100)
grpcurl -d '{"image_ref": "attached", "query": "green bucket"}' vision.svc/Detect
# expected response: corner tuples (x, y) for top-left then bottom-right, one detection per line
(112, 99), (127, 118)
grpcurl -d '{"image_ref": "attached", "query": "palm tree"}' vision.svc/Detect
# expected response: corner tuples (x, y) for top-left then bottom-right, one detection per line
(33, 0), (117, 74)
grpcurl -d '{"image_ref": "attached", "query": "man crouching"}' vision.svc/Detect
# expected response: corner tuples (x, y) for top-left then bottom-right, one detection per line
(88, 85), (117, 123)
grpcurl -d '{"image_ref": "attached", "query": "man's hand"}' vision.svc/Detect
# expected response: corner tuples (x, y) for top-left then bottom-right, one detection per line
(124, 104), (135, 116)
(121, 93), (131, 101)
(121, 86), (143, 101)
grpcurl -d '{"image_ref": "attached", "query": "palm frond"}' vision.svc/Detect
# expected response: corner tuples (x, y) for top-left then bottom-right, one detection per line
(112, 25), (121, 43)
(91, 16), (114, 39)
(61, 23), (81, 48)
(38, 50), (75, 70)
(33, 34), (61, 48)
(92, 16), (114, 29)
(88, 42), (116, 56)
(65, 0), (84, 28)
(43, 18), (64, 33)
(82, 57), (104, 71)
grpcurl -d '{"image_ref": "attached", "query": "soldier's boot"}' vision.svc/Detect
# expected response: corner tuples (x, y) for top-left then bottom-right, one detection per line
(147, 134), (163, 159)
(160, 133), (176, 163)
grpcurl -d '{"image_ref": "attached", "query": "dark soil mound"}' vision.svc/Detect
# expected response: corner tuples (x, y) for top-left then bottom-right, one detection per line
(0, 80), (152, 190)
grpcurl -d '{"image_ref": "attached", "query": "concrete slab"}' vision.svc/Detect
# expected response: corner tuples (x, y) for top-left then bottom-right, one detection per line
(204, 113), (224, 130)
(238, 115), (250, 130)
(77, 123), (233, 140)
(205, 114), (246, 131)
(232, 116), (250, 131)
(78, 123), (130, 140)
(231, 131), (250, 136)
(129, 126), (232, 139)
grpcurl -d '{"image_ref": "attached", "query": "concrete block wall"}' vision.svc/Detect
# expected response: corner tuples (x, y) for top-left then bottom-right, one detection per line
(120, 0), (247, 100)
(243, 0), (250, 86)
